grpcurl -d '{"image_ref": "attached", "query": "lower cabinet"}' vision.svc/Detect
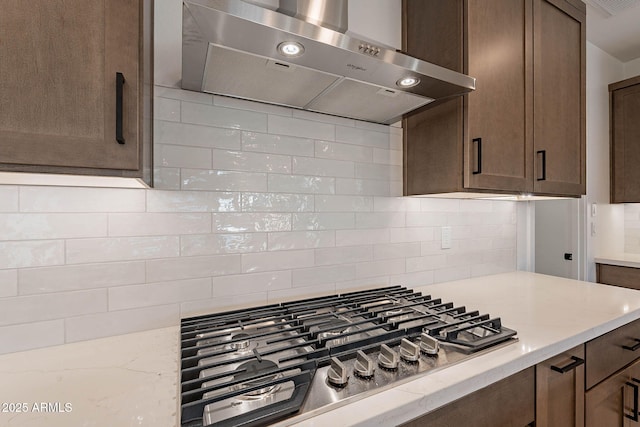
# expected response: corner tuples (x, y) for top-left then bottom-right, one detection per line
(585, 359), (640, 427)
(399, 367), (535, 427)
(536, 345), (585, 427)
(596, 263), (640, 291)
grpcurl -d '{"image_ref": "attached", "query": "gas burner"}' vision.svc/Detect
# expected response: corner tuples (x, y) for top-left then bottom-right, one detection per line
(228, 333), (254, 352)
(232, 360), (281, 399)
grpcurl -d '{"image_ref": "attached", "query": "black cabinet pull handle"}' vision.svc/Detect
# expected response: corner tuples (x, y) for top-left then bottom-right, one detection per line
(536, 150), (546, 181)
(116, 72), (125, 144)
(550, 355), (584, 374)
(623, 339), (640, 351)
(625, 378), (640, 421)
(472, 138), (482, 174)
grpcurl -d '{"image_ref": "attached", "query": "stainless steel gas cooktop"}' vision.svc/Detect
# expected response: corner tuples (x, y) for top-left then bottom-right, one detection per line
(179, 285), (517, 427)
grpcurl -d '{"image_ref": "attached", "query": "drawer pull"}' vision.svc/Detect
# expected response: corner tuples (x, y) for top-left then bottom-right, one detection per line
(625, 378), (640, 421)
(550, 356), (584, 374)
(116, 72), (125, 144)
(623, 339), (640, 351)
(472, 138), (482, 174)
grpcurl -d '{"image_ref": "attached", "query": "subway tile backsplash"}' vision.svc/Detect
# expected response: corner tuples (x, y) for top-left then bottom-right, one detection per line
(0, 86), (517, 354)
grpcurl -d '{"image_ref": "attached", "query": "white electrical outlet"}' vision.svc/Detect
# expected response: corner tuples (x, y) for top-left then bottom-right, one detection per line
(591, 203), (597, 217)
(591, 222), (597, 236)
(441, 226), (452, 249)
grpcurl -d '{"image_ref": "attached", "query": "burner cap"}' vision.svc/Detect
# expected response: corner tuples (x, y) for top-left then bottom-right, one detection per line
(232, 360), (281, 398)
(230, 333), (251, 350)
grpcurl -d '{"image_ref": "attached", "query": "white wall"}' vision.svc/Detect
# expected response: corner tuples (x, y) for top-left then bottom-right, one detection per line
(0, 0), (516, 355)
(585, 42), (625, 280)
(624, 57), (640, 78)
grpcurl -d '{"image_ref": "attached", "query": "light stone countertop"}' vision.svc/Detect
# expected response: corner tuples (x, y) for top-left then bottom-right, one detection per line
(595, 252), (640, 268)
(2, 271), (640, 427)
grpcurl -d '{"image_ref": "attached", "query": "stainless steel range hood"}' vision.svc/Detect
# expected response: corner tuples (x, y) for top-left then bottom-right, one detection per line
(182, 0), (476, 124)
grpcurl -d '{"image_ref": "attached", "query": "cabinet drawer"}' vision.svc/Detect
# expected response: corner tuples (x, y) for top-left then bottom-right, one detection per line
(596, 264), (640, 290)
(586, 318), (640, 389)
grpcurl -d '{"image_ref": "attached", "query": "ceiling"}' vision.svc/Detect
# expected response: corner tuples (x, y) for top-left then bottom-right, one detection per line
(585, 0), (640, 62)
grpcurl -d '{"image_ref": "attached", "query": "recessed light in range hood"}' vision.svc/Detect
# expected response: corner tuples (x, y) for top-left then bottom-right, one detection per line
(182, 0), (476, 124)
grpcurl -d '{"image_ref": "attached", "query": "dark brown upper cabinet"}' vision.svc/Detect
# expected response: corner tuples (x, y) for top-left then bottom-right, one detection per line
(609, 76), (640, 203)
(403, 0), (586, 197)
(0, 0), (153, 184)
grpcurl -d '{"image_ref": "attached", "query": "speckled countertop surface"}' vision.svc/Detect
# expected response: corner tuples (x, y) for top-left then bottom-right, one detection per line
(2, 271), (640, 427)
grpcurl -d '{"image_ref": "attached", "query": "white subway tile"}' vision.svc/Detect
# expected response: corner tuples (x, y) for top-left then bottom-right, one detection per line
(213, 213), (291, 233)
(315, 195), (373, 212)
(390, 227), (435, 243)
(268, 231), (335, 251)
(0, 270), (17, 297)
(389, 181), (403, 197)
(212, 150), (291, 173)
(335, 178), (390, 196)
(459, 199), (493, 212)
(405, 212), (448, 227)
(389, 271), (434, 287)
(182, 102), (267, 132)
(315, 245), (373, 266)
(434, 266), (471, 283)
(354, 121), (391, 133)
(20, 187), (146, 212)
(293, 157), (354, 178)
(268, 175), (335, 194)
(155, 143), (212, 169)
(292, 264), (356, 287)
(242, 193), (314, 212)
(356, 259), (405, 279)
(242, 132), (314, 157)
(66, 236), (179, 264)
(492, 201), (517, 213)
(420, 241), (442, 254)
(335, 229), (389, 246)
(109, 278), (212, 310)
(0, 186), (18, 212)
(292, 109), (356, 127)
(492, 238), (516, 249)
(181, 169), (267, 192)
(0, 240), (64, 269)
(292, 213), (355, 230)
(156, 86), (213, 104)
(315, 141), (373, 162)
(241, 249), (314, 273)
(420, 198), (461, 212)
(406, 254), (446, 273)
(108, 213), (211, 237)
(65, 304), (179, 343)
(374, 242), (421, 260)
(19, 262), (146, 295)
(268, 115), (334, 140)
(356, 212), (406, 229)
(153, 167), (181, 190)
(154, 97), (181, 122)
(214, 95), (293, 116)
(446, 251), (483, 267)
(336, 278), (391, 293)
(267, 283), (337, 303)
(146, 254), (241, 282)
(355, 163), (402, 181)
(0, 290), (107, 326)
(182, 293), (268, 316)
(0, 320), (64, 354)
(181, 233), (267, 256)
(336, 126), (389, 148)
(447, 212), (486, 226)
(373, 197), (420, 212)
(390, 130), (403, 151)
(147, 190), (240, 212)
(373, 148), (402, 165)
(155, 121), (241, 149)
(0, 213), (107, 240)
(212, 271), (292, 296)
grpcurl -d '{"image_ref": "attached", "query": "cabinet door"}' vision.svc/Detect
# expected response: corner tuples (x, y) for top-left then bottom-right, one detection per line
(586, 359), (640, 427)
(532, 0), (586, 196)
(611, 80), (640, 203)
(464, 0), (532, 193)
(537, 345), (585, 427)
(400, 367), (535, 427)
(0, 0), (141, 173)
